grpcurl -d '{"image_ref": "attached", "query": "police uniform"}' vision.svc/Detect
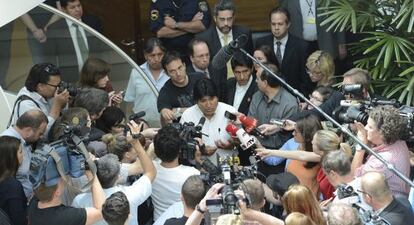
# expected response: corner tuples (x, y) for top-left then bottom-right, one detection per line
(149, 0), (211, 56)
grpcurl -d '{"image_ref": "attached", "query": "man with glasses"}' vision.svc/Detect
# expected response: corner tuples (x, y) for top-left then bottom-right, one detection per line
(10, 63), (69, 134)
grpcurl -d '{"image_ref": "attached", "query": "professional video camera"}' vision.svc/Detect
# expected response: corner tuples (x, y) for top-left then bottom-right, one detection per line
(171, 117), (207, 162)
(201, 156), (256, 218)
(58, 81), (81, 97)
(336, 185), (390, 225)
(29, 125), (96, 190)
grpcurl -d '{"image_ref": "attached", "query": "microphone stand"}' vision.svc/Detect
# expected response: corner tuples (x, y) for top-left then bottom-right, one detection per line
(237, 47), (414, 188)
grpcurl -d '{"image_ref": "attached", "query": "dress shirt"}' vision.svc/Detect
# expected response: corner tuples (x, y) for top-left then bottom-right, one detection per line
(299, 0), (318, 41)
(216, 27), (233, 47)
(140, 62), (169, 91)
(191, 63), (210, 78)
(273, 34), (288, 61)
(66, 19), (89, 71)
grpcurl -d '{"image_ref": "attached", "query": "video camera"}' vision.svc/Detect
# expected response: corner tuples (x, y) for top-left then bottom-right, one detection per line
(29, 125), (96, 189)
(201, 156), (256, 217)
(336, 185), (390, 225)
(171, 117), (207, 162)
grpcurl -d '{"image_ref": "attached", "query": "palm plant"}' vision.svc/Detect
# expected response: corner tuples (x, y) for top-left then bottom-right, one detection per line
(318, 0), (414, 105)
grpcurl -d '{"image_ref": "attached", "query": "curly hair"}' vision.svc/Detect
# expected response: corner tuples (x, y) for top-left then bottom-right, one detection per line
(306, 51), (335, 86)
(102, 134), (132, 162)
(368, 105), (408, 144)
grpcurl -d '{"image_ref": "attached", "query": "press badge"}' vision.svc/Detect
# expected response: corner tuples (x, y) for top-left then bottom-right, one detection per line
(307, 17), (316, 24)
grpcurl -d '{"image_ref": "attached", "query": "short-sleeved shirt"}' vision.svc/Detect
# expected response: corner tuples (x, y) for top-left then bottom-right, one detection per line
(28, 198), (87, 225)
(157, 72), (204, 112)
(149, 0), (211, 53)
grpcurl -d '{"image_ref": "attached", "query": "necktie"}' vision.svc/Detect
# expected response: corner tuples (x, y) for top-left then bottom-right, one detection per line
(223, 34), (234, 79)
(276, 41), (282, 65)
(73, 23), (88, 62)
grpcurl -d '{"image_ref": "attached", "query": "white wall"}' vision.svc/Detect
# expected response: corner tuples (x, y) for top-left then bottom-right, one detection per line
(0, 0), (45, 27)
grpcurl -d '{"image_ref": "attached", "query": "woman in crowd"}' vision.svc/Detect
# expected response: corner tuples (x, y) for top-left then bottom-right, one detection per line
(305, 85), (334, 110)
(306, 51), (335, 88)
(79, 57), (123, 106)
(352, 105), (411, 197)
(95, 106), (126, 135)
(283, 185), (326, 225)
(253, 45), (275, 75)
(0, 136), (27, 225)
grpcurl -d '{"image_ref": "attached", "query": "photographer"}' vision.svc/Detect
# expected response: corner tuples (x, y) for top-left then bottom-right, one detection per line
(180, 78), (237, 165)
(360, 172), (414, 225)
(352, 105), (410, 197)
(151, 126), (200, 220)
(1, 109), (48, 198)
(73, 121), (156, 225)
(28, 170), (105, 225)
(10, 63), (70, 133)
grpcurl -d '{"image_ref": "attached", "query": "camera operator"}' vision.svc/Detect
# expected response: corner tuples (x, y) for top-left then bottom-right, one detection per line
(10, 63), (70, 134)
(155, 175), (206, 225)
(28, 169), (105, 225)
(327, 203), (362, 225)
(321, 150), (370, 209)
(1, 109), (48, 198)
(180, 78), (238, 165)
(152, 126), (200, 220)
(352, 105), (410, 198)
(360, 172), (414, 225)
(72, 121), (156, 225)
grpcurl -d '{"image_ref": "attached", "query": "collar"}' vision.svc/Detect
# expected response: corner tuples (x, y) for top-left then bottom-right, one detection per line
(66, 18), (83, 28)
(20, 87), (48, 105)
(8, 127), (27, 146)
(263, 87), (283, 104)
(192, 63), (208, 74)
(273, 33), (289, 46)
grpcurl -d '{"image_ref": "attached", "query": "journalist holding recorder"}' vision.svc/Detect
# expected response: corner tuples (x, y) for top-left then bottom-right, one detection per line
(352, 105), (411, 198)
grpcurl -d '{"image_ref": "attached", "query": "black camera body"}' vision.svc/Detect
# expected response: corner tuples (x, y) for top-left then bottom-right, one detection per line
(171, 119), (205, 162)
(58, 81), (80, 97)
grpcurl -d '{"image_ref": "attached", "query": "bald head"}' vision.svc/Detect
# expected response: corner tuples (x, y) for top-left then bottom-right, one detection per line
(16, 109), (48, 129)
(360, 172), (391, 199)
(328, 203), (362, 225)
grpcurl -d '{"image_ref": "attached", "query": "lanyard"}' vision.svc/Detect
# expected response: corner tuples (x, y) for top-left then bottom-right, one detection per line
(304, 0), (315, 16)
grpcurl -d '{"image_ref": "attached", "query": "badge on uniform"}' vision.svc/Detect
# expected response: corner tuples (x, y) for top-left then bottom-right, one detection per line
(150, 9), (159, 21)
(198, 1), (208, 12)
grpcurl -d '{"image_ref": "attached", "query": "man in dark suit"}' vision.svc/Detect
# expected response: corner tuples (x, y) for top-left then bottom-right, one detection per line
(196, 0), (253, 80)
(226, 54), (257, 115)
(44, 0), (104, 82)
(186, 38), (227, 101)
(361, 172), (414, 225)
(255, 7), (310, 96)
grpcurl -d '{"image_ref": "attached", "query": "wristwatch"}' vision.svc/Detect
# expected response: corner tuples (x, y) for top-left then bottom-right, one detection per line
(132, 133), (140, 139)
(196, 204), (205, 214)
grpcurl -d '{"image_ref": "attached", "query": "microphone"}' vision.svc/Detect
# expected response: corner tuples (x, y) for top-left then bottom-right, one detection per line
(211, 34), (248, 69)
(195, 117), (206, 131)
(226, 123), (256, 150)
(129, 111), (146, 121)
(238, 114), (265, 139)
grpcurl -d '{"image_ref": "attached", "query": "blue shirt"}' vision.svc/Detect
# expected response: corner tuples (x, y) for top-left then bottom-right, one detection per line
(263, 138), (299, 169)
(1, 127), (33, 198)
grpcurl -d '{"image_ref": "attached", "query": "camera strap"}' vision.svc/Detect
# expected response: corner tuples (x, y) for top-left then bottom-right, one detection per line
(7, 94), (41, 128)
(49, 135), (97, 193)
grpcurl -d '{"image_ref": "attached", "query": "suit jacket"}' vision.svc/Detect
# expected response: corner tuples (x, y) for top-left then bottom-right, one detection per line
(186, 63), (227, 102)
(45, 16), (106, 82)
(255, 33), (311, 96)
(379, 198), (414, 225)
(196, 25), (253, 85)
(279, 0), (346, 58)
(226, 77), (257, 115)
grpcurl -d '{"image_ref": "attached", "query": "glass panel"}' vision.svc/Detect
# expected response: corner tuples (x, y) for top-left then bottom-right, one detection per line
(0, 5), (161, 127)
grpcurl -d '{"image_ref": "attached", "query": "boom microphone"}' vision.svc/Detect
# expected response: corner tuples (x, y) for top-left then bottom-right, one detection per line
(211, 34), (248, 69)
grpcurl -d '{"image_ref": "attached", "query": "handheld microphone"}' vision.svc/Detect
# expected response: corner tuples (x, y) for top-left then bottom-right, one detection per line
(211, 34), (248, 69)
(238, 114), (265, 139)
(195, 117), (206, 131)
(226, 123), (256, 150)
(129, 111), (146, 121)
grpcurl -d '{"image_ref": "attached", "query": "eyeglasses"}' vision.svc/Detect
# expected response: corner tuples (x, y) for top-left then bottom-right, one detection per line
(43, 82), (61, 88)
(306, 68), (322, 77)
(357, 189), (371, 198)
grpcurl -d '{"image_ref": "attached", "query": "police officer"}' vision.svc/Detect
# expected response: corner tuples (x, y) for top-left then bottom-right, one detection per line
(149, 0), (211, 60)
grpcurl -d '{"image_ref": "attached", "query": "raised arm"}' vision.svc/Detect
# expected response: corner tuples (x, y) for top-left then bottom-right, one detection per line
(256, 148), (321, 162)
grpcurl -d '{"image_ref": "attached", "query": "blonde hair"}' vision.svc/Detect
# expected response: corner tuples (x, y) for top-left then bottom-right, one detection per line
(285, 212), (317, 225)
(306, 51), (335, 86)
(216, 214), (242, 225)
(283, 185), (326, 225)
(102, 133), (132, 161)
(313, 130), (352, 157)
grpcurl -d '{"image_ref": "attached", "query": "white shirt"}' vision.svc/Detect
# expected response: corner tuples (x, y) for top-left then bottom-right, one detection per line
(273, 34), (289, 61)
(216, 27), (233, 47)
(180, 102), (238, 165)
(12, 87), (55, 133)
(299, 0), (318, 41)
(72, 175), (152, 225)
(153, 201), (184, 225)
(151, 160), (200, 220)
(233, 75), (253, 111)
(140, 62), (169, 91)
(124, 68), (163, 127)
(66, 19), (89, 71)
